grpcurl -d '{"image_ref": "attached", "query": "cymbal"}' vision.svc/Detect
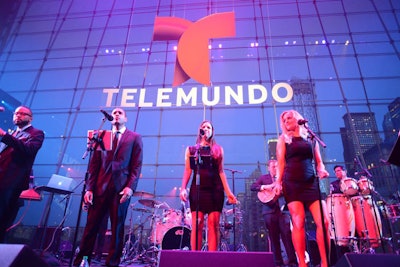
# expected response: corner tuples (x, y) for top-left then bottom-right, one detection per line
(131, 207), (151, 213)
(133, 191), (155, 198)
(138, 199), (170, 209)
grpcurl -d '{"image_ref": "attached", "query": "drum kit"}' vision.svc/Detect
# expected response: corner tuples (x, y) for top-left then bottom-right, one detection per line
(120, 191), (192, 265)
(219, 203), (247, 252)
(328, 176), (384, 252)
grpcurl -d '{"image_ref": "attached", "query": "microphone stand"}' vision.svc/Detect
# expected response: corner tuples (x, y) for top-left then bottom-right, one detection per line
(354, 156), (385, 253)
(224, 168), (241, 251)
(303, 123), (330, 266)
(195, 144), (202, 251)
(69, 118), (108, 267)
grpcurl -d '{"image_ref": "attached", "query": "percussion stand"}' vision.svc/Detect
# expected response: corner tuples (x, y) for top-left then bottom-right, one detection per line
(356, 195), (374, 253)
(235, 209), (247, 252)
(144, 209), (159, 266)
(121, 203), (143, 264)
(372, 189), (395, 252)
(355, 157), (385, 253)
(131, 222), (152, 264)
(328, 194), (340, 254)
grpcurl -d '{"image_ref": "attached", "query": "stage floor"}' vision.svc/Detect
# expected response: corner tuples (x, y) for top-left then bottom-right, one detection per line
(54, 254), (155, 267)
(55, 258), (151, 267)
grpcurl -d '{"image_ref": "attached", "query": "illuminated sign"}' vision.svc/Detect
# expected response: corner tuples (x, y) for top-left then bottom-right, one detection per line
(103, 83), (293, 107)
(153, 12), (236, 86)
(102, 12), (294, 107)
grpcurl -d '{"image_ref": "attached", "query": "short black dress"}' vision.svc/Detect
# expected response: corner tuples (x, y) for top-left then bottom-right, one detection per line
(188, 145), (225, 214)
(282, 137), (320, 204)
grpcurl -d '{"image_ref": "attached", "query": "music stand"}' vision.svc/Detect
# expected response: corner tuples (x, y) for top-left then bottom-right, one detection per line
(35, 176), (75, 254)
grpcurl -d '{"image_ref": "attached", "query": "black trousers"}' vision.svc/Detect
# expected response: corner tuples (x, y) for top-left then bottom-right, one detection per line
(74, 183), (129, 266)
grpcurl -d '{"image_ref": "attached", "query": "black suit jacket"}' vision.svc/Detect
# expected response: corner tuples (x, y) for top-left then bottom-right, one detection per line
(87, 129), (143, 195)
(0, 126), (45, 190)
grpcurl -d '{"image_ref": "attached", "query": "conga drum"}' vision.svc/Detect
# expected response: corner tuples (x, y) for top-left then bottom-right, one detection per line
(340, 178), (359, 196)
(327, 194), (355, 246)
(350, 195), (382, 248)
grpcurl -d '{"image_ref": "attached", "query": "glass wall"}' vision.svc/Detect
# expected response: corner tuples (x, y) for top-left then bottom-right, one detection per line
(0, 0), (399, 249)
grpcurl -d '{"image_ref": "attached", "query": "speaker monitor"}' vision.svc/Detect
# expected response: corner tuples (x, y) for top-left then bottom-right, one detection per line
(0, 244), (50, 267)
(158, 250), (274, 267)
(336, 253), (400, 267)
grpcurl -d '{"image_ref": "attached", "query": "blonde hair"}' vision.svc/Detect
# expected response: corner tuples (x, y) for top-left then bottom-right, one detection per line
(279, 110), (308, 144)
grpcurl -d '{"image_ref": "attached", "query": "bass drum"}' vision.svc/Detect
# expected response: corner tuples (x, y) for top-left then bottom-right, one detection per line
(161, 226), (191, 250)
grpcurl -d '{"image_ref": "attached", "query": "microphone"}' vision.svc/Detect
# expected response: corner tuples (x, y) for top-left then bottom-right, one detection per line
(297, 119), (308, 125)
(181, 201), (186, 213)
(199, 129), (205, 136)
(100, 110), (113, 121)
(0, 107), (4, 112)
(353, 157), (358, 170)
(330, 184), (334, 194)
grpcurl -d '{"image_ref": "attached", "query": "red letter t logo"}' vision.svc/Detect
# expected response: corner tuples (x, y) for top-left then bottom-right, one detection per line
(153, 12), (236, 86)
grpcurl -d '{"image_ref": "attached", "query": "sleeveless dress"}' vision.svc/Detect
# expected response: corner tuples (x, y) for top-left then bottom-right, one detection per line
(282, 137), (319, 204)
(188, 145), (224, 213)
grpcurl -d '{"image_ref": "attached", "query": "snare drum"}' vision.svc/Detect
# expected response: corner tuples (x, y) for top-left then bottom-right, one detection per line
(162, 209), (183, 225)
(340, 178), (359, 196)
(357, 177), (374, 195)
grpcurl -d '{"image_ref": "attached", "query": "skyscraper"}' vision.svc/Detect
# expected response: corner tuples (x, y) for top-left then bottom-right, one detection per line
(340, 112), (382, 175)
(290, 78), (321, 135)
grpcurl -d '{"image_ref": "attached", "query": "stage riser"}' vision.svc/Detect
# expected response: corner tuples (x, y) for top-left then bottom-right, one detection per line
(336, 253), (400, 267)
(0, 244), (50, 267)
(158, 250), (274, 267)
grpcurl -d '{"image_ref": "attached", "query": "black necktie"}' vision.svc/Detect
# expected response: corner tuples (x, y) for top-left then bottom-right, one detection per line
(112, 131), (120, 152)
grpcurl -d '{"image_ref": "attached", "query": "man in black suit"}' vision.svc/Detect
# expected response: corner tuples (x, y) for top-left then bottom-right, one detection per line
(251, 159), (297, 267)
(0, 105), (45, 242)
(73, 107), (143, 267)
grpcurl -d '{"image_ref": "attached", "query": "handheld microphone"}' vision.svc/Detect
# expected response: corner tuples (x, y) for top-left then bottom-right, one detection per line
(181, 201), (186, 213)
(199, 129), (205, 136)
(297, 119), (308, 125)
(330, 184), (334, 194)
(100, 110), (113, 121)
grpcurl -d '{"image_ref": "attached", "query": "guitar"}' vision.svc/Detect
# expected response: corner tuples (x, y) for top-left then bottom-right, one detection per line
(257, 185), (278, 203)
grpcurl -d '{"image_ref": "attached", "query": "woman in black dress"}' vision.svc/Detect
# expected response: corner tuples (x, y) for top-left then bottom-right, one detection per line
(275, 110), (330, 267)
(180, 120), (237, 251)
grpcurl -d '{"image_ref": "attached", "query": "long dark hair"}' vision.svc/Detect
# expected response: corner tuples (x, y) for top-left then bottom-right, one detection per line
(195, 120), (222, 160)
